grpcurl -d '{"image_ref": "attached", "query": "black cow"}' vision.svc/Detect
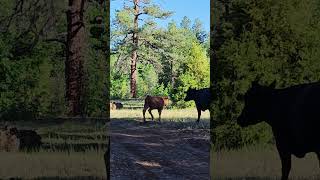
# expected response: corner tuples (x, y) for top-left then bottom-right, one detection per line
(113, 102), (123, 109)
(237, 80), (320, 180)
(5, 127), (42, 151)
(17, 129), (42, 151)
(184, 87), (211, 122)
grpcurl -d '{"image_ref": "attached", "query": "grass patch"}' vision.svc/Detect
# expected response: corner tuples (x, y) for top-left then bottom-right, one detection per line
(111, 108), (210, 129)
(0, 150), (106, 179)
(0, 120), (108, 179)
(211, 145), (320, 179)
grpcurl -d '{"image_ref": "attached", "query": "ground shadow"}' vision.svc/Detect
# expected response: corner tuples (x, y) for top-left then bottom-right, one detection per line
(111, 117), (210, 179)
(6, 176), (104, 180)
(111, 118), (209, 130)
(216, 177), (319, 180)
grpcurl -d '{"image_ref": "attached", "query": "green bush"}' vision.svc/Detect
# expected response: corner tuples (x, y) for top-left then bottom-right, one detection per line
(212, 121), (274, 151)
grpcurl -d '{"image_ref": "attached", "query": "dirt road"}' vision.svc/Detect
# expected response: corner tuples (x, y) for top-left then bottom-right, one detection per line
(110, 119), (210, 180)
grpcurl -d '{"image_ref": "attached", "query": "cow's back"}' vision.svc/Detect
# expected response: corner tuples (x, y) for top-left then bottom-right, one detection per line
(144, 96), (167, 110)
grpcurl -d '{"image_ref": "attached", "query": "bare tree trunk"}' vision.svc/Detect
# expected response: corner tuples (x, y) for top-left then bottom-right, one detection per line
(170, 60), (176, 87)
(66, 0), (85, 116)
(130, 0), (139, 98)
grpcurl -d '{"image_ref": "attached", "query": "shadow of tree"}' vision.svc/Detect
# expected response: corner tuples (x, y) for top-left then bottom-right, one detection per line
(111, 118), (210, 130)
(8, 176), (105, 180)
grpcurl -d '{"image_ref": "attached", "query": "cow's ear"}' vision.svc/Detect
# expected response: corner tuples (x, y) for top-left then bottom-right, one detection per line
(269, 80), (276, 89)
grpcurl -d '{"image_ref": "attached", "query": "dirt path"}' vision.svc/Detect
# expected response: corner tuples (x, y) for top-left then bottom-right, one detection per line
(110, 119), (210, 180)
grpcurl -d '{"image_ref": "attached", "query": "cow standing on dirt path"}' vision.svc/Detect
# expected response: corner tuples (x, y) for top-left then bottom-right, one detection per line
(143, 95), (169, 122)
(237, 80), (320, 180)
(184, 87), (211, 122)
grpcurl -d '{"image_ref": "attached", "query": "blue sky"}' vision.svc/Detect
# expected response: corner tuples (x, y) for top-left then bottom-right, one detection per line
(110, 0), (210, 32)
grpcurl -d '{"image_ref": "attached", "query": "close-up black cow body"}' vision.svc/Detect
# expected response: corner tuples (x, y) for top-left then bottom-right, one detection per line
(184, 87), (211, 122)
(237, 80), (320, 180)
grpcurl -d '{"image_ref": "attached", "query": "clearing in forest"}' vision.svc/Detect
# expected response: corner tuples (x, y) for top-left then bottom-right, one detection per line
(110, 109), (210, 180)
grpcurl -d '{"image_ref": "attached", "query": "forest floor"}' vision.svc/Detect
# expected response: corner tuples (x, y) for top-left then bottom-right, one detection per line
(110, 109), (210, 180)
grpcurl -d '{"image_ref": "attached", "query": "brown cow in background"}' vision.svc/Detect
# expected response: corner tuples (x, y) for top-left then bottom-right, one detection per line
(143, 95), (169, 122)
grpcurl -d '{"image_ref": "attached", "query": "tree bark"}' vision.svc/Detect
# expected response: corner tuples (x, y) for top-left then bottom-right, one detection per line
(130, 0), (139, 98)
(66, 0), (86, 116)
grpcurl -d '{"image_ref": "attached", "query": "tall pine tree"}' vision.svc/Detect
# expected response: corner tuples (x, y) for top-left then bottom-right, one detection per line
(112, 0), (172, 98)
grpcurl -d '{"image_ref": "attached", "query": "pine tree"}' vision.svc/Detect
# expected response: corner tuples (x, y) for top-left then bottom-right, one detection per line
(112, 0), (172, 98)
(65, 0), (86, 116)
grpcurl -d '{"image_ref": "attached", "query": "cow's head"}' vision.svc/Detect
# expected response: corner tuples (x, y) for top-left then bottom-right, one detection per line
(237, 80), (276, 127)
(184, 87), (197, 101)
(162, 97), (170, 106)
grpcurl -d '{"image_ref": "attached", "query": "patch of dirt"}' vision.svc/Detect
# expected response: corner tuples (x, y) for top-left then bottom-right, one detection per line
(110, 120), (210, 180)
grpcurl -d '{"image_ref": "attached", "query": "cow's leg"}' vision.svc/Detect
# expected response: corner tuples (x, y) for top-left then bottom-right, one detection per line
(316, 152), (320, 168)
(196, 109), (201, 123)
(148, 109), (154, 121)
(158, 108), (162, 122)
(143, 108), (147, 122)
(279, 151), (291, 180)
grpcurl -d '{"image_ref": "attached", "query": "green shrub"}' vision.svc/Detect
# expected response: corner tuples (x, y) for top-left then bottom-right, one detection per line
(212, 121), (274, 151)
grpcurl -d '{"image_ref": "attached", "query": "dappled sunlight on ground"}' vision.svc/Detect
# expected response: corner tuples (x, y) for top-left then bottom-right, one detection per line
(135, 161), (162, 168)
(110, 108), (210, 179)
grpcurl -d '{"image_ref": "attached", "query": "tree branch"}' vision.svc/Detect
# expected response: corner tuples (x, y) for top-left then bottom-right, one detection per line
(44, 32), (67, 45)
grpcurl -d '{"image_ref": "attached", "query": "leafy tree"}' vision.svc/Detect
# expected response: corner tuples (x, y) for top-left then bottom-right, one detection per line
(211, 0), (320, 148)
(172, 41), (210, 107)
(112, 0), (172, 97)
(0, 0), (108, 119)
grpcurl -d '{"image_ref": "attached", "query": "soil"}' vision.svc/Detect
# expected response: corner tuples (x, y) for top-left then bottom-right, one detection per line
(110, 119), (210, 180)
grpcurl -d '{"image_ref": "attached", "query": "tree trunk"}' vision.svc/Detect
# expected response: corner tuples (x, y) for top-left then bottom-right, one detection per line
(170, 60), (176, 87)
(66, 0), (85, 116)
(130, 0), (139, 98)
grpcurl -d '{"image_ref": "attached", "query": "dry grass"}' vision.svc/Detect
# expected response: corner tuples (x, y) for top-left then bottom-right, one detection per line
(211, 145), (320, 180)
(0, 120), (107, 179)
(0, 150), (106, 179)
(111, 108), (210, 130)
(111, 108), (210, 121)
